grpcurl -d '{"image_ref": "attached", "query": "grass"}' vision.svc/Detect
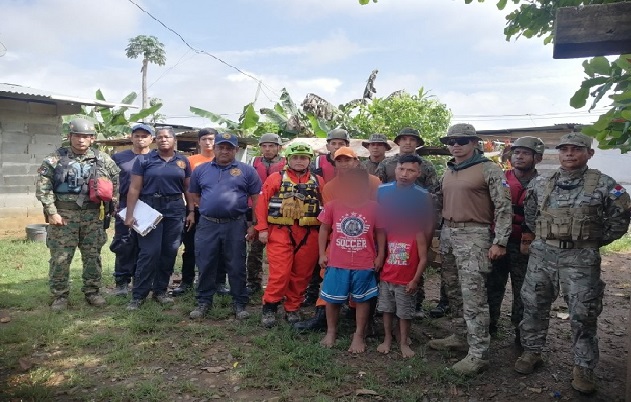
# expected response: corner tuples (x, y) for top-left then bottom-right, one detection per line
(0, 238), (479, 401)
(602, 231), (631, 254)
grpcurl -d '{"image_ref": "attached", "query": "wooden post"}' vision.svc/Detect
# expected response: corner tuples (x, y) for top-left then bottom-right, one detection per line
(554, 2), (631, 59)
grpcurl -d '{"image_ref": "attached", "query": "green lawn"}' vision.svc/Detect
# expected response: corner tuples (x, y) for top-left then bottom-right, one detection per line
(0, 239), (469, 402)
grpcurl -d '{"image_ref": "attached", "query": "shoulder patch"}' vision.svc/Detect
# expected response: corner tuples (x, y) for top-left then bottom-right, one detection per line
(501, 178), (510, 188)
(37, 166), (49, 176)
(610, 184), (627, 198)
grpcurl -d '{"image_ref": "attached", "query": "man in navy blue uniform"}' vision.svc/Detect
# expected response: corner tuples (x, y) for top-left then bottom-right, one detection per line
(188, 133), (262, 320)
(110, 123), (154, 296)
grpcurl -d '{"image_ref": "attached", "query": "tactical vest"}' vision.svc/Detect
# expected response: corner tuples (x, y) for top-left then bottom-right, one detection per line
(53, 148), (99, 195)
(267, 170), (322, 226)
(505, 170), (528, 240)
(535, 169), (603, 241)
(252, 156), (285, 183)
(315, 154), (336, 183)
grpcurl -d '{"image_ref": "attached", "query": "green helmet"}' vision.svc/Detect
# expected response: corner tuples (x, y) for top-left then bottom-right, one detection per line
(258, 133), (283, 146)
(511, 136), (545, 155)
(284, 142), (314, 159)
(68, 118), (96, 135)
(326, 128), (350, 144)
(439, 123), (480, 144)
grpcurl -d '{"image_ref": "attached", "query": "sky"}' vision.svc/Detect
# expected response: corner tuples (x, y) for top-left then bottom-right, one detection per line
(0, 0), (609, 131)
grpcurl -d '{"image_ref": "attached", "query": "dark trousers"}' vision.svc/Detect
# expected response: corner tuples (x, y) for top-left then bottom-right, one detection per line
(195, 216), (248, 306)
(181, 209), (227, 286)
(112, 215), (137, 284)
(246, 238), (265, 287)
(132, 197), (185, 300)
(487, 240), (528, 328)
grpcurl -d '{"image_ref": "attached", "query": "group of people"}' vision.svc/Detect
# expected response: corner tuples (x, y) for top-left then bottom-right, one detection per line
(36, 119), (630, 395)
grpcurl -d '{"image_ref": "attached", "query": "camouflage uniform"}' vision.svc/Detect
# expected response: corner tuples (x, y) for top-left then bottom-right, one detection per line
(437, 159), (512, 359)
(520, 166), (630, 369)
(362, 159), (381, 176)
(36, 147), (119, 298)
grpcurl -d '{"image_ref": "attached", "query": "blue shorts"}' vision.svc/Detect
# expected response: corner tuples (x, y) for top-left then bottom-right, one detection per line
(320, 267), (378, 304)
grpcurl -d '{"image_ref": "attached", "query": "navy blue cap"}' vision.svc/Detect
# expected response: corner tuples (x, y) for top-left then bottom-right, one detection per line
(215, 132), (238, 147)
(131, 123), (155, 137)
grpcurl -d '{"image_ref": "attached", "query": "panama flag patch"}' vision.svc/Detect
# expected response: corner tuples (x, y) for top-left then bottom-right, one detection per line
(501, 179), (510, 188)
(610, 185), (627, 198)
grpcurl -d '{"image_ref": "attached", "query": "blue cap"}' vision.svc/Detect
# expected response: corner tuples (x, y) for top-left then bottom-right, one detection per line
(131, 123), (155, 137)
(215, 132), (238, 147)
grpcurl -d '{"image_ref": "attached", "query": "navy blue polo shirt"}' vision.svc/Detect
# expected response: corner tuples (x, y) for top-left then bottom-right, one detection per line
(132, 150), (191, 196)
(189, 160), (262, 218)
(112, 150), (143, 205)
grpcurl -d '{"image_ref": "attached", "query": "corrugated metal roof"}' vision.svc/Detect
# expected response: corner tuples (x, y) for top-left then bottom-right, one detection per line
(0, 83), (137, 108)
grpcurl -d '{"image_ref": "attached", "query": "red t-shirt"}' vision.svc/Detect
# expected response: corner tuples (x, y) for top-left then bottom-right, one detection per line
(318, 200), (383, 270)
(380, 233), (420, 285)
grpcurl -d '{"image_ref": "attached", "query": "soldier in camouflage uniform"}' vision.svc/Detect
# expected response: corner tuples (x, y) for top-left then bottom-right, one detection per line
(36, 118), (120, 311)
(486, 136), (544, 344)
(514, 132), (630, 394)
(361, 133), (390, 175)
(375, 127), (439, 318)
(427, 123), (512, 375)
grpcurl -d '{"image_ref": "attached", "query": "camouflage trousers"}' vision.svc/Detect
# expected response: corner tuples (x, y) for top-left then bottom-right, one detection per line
(47, 208), (107, 298)
(519, 239), (604, 369)
(440, 224), (492, 359)
(246, 238), (266, 287)
(487, 240), (529, 328)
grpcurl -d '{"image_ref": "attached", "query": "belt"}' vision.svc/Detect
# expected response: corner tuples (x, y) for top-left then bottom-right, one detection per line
(202, 215), (243, 224)
(444, 220), (489, 229)
(545, 239), (600, 249)
(141, 194), (182, 201)
(55, 201), (100, 210)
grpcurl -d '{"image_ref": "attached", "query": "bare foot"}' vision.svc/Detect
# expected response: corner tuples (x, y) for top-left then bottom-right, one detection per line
(348, 333), (366, 354)
(400, 343), (415, 358)
(377, 339), (392, 354)
(320, 332), (336, 348)
(405, 336), (412, 346)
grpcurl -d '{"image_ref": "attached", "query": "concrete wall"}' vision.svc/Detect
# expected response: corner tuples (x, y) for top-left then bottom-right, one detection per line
(0, 99), (71, 236)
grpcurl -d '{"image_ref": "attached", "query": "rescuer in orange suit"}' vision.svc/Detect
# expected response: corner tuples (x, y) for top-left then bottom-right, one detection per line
(256, 142), (325, 328)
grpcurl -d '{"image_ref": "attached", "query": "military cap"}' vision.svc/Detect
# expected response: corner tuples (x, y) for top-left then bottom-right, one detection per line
(327, 128), (350, 144)
(394, 127), (424, 146)
(439, 123), (480, 144)
(362, 133), (392, 150)
(68, 118), (96, 135)
(511, 136), (545, 155)
(556, 132), (592, 149)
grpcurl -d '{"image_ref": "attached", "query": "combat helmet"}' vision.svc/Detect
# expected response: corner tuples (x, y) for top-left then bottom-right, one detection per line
(440, 123), (480, 144)
(284, 142), (314, 159)
(394, 127), (424, 146)
(511, 136), (545, 155)
(68, 118), (97, 135)
(326, 129), (350, 145)
(258, 133), (283, 146)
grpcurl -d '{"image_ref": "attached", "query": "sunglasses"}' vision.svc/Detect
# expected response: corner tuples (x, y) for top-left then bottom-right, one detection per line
(445, 138), (472, 146)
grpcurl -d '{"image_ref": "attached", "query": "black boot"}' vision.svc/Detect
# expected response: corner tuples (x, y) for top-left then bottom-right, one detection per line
(292, 306), (326, 332)
(172, 282), (193, 297)
(429, 300), (450, 318)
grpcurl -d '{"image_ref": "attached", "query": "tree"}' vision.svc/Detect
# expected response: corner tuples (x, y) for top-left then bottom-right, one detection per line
(461, 0), (631, 152)
(125, 35), (166, 109)
(63, 89), (163, 139)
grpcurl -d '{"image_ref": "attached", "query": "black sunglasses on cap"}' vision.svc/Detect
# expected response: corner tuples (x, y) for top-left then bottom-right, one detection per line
(446, 138), (472, 146)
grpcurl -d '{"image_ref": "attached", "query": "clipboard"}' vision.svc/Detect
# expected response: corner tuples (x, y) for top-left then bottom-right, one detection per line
(117, 200), (163, 236)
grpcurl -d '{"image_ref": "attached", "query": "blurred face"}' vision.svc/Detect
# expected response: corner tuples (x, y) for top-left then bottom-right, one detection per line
(397, 136), (419, 154)
(368, 143), (387, 159)
(155, 129), (176, 152)
(213, 143), (238, 165)
(510, 147), (538, 171)
(327, 139), (347, 154)
(339, 175), (369, 202)
(68, 133), (95, 154)
(558, 145), (593, 170)
(447, 137), (476, 160)
(288, 154), (311, 171)
(260, 143), (280, 159)
(198, 134), (215, 153)
(395, 161), (421, 186)
(131, 130), (153, 152)
(334, 155), (359, 171)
